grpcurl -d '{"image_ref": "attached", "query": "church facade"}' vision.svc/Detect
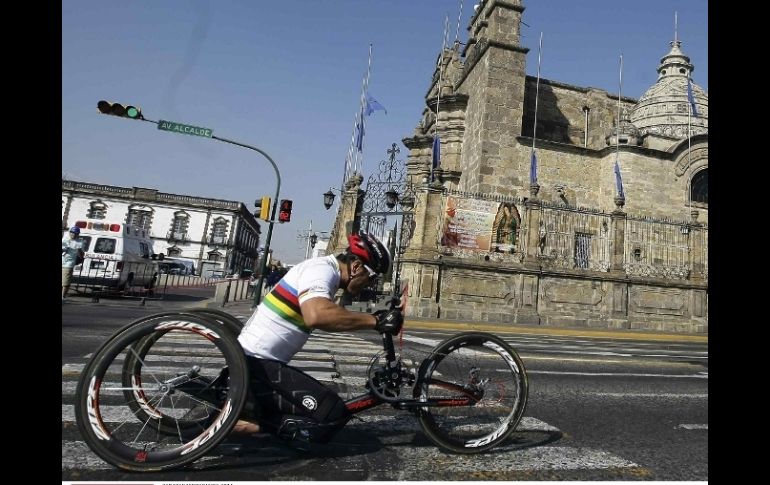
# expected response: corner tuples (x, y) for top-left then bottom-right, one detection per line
(329, 0), (707, 333)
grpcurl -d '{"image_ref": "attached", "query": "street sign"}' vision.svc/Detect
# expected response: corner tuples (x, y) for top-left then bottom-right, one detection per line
(157, 120), (213, 138)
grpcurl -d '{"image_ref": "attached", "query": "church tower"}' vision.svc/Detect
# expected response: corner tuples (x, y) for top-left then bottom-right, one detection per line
(455, 0), (529, 194)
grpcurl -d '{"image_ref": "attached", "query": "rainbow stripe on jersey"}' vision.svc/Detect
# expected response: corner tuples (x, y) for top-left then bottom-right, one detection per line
(263, 280), (310, 333)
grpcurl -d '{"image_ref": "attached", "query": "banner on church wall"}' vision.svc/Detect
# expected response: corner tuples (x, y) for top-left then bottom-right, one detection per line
(439, 196), (495, 250)
(439, 195), (521, 252)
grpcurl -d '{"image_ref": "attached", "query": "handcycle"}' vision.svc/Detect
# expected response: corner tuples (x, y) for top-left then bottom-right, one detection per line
(74, 300), (529, 472)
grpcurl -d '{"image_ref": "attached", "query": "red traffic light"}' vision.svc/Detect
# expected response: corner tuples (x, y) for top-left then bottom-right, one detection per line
(278, 199), (293, 223)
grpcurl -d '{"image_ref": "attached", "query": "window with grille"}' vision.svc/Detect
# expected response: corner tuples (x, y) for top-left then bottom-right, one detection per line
(211, 218), (228, 245)
(574, 233), (591, 269)
(170, 212), (189, 240)
(127, 209), (152, 230)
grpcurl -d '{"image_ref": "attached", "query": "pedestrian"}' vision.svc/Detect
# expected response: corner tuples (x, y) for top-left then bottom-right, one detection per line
(265, 265), (281, 293)
(62, 226), (85, 302)
(232, 231), (402, 442)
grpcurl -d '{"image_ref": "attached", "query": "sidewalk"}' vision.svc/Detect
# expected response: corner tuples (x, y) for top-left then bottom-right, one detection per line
(207, 298), (708, 344)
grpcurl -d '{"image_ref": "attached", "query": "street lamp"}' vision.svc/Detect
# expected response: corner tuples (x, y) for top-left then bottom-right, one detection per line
(385, 189), (399, 209)
(323, 187), (343, 210)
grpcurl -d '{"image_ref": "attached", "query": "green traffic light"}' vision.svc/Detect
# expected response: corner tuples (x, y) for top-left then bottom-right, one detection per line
(97, 100), (143, 120)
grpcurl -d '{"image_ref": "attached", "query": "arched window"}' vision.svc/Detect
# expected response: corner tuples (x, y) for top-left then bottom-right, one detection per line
(691, 169), (708, 205)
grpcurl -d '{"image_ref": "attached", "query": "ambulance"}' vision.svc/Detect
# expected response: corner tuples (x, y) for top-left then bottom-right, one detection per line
(70, 219), (162, 291)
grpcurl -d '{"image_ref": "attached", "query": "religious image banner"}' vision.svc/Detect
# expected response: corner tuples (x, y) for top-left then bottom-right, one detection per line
(440, 196), (499, 250)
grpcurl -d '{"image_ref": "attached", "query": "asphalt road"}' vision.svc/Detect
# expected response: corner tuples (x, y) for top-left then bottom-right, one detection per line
(62, 297), (707, 481)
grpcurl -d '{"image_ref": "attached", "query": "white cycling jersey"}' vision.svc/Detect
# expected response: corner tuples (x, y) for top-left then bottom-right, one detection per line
(237, 255), (341, 363)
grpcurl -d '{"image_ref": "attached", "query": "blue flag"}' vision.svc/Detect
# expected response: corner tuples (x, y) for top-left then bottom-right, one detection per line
(614, 159), (625, 199)
(529, 151), (538, 185)
(354, 115), (364, 152)
(430, 135), (440, 182)
(364, 93), (387, 116)
(687, 78), (699, 118)
(432, 135), (440, 170)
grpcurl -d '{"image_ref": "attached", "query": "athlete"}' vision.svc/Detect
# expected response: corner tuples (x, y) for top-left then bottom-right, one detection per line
(234, 231), (403, 442)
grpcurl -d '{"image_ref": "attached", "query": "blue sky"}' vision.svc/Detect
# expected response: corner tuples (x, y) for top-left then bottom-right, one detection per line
(62, 0), (708, 265)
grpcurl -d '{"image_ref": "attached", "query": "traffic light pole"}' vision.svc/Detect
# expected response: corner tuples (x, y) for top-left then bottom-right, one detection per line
(210, 135), (280, 308)
(97, 105), (281, 308)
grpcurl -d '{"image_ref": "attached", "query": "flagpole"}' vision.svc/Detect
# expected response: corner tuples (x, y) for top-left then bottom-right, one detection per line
(613, 53), (625, 201)
(687, 78), (692, 214)
(454, 0), (464, 45)
(357, 43), (374, 176)
(432, 14), (450, 182)
(616, 53), (622, 166)
(530, 32), (543, 186)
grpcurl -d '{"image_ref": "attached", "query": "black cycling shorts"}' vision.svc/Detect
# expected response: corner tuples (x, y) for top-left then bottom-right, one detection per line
(245, 356), (351, 442)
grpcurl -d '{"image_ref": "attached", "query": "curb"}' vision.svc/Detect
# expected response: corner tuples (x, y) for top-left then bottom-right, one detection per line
(209, 300), (707, 343)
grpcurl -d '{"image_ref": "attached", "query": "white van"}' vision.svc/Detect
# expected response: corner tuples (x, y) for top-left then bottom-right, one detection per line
(70, 219), (161, 291)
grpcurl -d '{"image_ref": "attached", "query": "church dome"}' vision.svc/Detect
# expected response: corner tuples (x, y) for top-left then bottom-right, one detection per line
(629, 40), (707, 140)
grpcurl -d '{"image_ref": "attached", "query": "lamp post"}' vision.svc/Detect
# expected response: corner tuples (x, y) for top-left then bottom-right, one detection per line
(298, 220), (329, 259)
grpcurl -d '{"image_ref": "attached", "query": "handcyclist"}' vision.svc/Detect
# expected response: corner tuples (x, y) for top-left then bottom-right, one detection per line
(234, 231), (404, 443)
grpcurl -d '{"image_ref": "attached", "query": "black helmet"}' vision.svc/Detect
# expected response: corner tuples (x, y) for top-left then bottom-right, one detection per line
(347, 231), (391, 275)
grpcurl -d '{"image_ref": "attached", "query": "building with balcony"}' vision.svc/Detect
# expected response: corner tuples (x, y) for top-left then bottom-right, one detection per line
(62, 180), (261, 277)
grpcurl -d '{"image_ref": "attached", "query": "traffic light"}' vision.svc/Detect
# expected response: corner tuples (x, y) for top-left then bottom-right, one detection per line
(254, 196), (271, 221)
(97, 100), (144, 120)
(278, 199), (293, 223)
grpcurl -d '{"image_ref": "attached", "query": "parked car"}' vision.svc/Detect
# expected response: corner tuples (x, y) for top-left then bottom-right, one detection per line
(158, 261), (188, 275)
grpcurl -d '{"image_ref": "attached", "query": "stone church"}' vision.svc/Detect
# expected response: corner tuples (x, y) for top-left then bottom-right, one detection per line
(328, 0), (707, 333)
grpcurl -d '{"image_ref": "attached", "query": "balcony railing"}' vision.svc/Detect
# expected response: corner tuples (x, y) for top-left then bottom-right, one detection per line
(210, 235), (227, 245)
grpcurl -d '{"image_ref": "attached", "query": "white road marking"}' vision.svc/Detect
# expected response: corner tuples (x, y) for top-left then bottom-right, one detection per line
(392, 445), (639, 476)
(529, 370), (707, 379)
(676, 424), (708, 430)
(593, 393), (707, 398)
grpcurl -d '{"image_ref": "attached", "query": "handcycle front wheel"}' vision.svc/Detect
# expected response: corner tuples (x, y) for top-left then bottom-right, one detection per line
(414, 332), (528, 453)
(74, 313), (249, 472)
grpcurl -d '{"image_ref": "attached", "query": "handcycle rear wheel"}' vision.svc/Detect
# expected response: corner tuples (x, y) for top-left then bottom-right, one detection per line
(414, 332), (528, 453)
(74, 313), (249, 472)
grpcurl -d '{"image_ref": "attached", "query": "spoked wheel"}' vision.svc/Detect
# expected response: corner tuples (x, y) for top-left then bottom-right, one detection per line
(414, 332), (528, 453)
(75, 313), (249, 472)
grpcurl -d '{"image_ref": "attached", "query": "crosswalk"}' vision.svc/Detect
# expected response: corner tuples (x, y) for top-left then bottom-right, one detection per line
(62, 328), (672, 476)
